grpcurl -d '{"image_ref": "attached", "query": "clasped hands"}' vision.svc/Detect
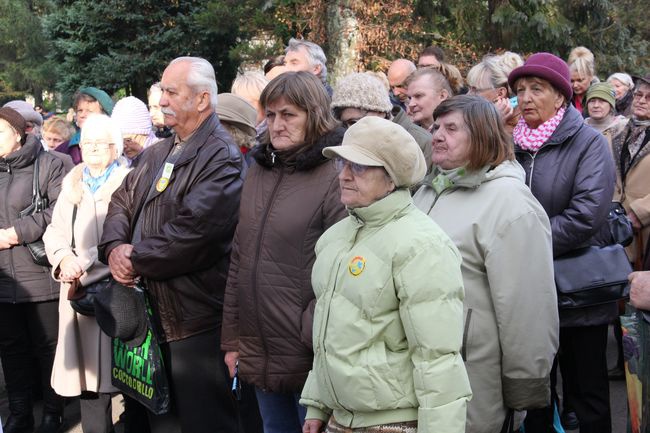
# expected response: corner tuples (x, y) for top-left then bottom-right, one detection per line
(108, 243), (139, 285)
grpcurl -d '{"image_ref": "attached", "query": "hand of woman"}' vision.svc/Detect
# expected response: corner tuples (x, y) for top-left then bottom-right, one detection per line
(224, 351), (239, 378)
(59, 255), (84, 281)
(0, 227), (18, 250)
(303, 419), (324, 433)
(630, 271), (650, 310)
(494, 97), (515, 121)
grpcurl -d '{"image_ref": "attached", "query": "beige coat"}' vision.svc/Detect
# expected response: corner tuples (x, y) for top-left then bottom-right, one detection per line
(43, 162), (130, 396)
(612, 121), (650, 264)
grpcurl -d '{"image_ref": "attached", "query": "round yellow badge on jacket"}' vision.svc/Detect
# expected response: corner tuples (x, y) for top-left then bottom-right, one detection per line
(156, 178), (169, 192)
(348, 256), (366, 276)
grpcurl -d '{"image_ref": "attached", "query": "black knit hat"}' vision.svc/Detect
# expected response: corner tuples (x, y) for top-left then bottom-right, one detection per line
(94, 281), (148, 348)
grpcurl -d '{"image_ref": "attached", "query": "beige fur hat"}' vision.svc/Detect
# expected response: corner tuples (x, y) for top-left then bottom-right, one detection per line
(322, 116), (426, 188)
(331, 73), (393, 116)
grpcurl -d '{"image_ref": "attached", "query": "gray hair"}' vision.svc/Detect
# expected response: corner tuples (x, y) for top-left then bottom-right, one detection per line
(231, 71), (269, 99)
(466, 52), (523, 94)
(607, 73), (634, 90)
(286, 38), (328, 84)
(169, 57), (218, 110)
(80, 113), (124, 158)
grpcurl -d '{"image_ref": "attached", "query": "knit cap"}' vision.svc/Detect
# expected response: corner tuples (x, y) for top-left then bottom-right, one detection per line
(331, 73), (393, 115)
(111, 96), (154, 136)
(0, 107), (27, 139)
(3, 100), (43, 126)
(79, 87), (114, 115)
(216, 93), (257, 137)
(586, 82), (616, 109)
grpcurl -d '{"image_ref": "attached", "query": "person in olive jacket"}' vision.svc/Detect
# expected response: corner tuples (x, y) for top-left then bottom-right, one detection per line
(98, 57), (245, 433)
(221, 72), (347, 433)
(0, 107), (67, 433)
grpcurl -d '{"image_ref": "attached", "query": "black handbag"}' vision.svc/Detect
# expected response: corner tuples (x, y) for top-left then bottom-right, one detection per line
(66, 204), (109, 316)
(18, 150), (50, 267)
(554, 244), (632, 309)
(608, 202), (634, 247)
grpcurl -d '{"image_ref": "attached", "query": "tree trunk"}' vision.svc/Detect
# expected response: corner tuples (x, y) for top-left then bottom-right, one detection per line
(326, 0), (360, 87)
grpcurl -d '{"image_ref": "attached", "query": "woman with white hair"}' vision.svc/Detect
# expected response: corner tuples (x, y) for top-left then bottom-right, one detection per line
(43, 113), (130, 433)
(608, 72), (635, 117)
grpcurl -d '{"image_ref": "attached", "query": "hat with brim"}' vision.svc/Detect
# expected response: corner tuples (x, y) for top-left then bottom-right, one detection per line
(216, 93), (257, 137)
(508, 52), (573, 101)
(3, 100), (43, 126)
(0, 107), (27, 140)
(94, 280), (148, 348)
(322, 116), (426, 188)
(633, 74), (650, 87)
(79, 87), (115, 116)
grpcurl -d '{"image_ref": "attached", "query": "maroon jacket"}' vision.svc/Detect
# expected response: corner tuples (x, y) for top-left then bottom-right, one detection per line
(221, 127), (347, 393)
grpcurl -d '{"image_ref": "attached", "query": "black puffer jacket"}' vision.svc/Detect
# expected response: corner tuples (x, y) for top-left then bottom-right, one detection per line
(99, 114), (245, 342)
(515, 105), (617, 327)
(0, 135), (66, 303)
(221, 127), (347, 394)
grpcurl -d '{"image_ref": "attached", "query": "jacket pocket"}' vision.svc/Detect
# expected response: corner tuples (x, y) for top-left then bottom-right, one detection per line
(461, 308), (473, 361)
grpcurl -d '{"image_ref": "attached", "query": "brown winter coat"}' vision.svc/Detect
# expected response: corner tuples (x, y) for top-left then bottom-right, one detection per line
(221, 127), (347, 394)
(99, 113), (245, 342)
(612, 120), (650, 263)
(43, 162), (130, 395)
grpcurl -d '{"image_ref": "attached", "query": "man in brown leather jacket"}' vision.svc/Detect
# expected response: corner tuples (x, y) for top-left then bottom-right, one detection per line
(99, 56), (246, 433)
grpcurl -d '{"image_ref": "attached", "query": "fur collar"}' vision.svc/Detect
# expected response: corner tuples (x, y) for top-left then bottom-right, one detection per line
(61, 162), (131, 205)
(251, 126), (345, 171)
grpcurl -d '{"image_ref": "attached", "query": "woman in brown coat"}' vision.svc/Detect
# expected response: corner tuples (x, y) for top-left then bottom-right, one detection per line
(44, 113), (130, 433)
(221, 72), (347, 433)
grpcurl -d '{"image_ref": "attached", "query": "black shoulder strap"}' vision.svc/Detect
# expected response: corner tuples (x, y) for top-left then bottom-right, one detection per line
(71, 204), (78, 250)
(32, 149), (42, 202)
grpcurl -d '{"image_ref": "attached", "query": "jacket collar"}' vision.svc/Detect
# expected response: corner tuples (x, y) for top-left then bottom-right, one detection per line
(62, 161), (131, 205)
(348, 189), (412, 228)
(251, 126), (345, 171)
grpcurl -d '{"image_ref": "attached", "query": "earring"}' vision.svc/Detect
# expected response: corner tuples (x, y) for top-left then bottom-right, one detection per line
(16, 136), (21, 142)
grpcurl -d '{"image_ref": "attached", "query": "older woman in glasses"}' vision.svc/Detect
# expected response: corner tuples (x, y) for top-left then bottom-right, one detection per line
(43, 113), (130, 433)
(301, 116), (471, 433)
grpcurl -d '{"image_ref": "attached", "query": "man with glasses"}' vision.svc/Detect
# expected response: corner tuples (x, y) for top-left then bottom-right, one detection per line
(99, 56), (245, 433)
(611, 73), (650, 267)
(331, 72), (433, 172)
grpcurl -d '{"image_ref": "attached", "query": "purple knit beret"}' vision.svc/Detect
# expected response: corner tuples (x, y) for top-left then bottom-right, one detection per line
(508, 52), (573, 101)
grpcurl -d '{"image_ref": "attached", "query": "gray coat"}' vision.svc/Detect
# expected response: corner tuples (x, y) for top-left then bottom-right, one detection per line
(0, 135), (66, 303)
(515, 105), (617, 327)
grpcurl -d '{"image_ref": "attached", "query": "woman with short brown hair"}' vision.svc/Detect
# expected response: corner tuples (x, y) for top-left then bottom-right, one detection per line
(221, 71), (347, 433)
(414, 95), (558, 433)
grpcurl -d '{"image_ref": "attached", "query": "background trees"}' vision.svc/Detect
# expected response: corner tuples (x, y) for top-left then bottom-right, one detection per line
(0, 0), (647, 107)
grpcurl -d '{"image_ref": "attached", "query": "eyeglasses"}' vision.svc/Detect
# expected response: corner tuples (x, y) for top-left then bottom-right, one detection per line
(633, 91), (650, 102)
(80, 141), (114, 150)
(334, 157), (370, 176)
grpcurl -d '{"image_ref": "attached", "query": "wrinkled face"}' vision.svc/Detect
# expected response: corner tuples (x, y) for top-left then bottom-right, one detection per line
(633, 83), (650, 121)
(587, 98), (612, 121)
(336, 159), (395, 208)
(571, 71), (592, 97)
(266, 97), (308, 150)
(122, 133), (147, 159)
(76, 99), (103, 129)
(431, 111), (471, 170)
(43, 130), (66, 150)
(0, 119), (22, 158)
(159, 61), (204, 132)
(388, 67), (411, 103)
(80, 128), (116, 171)
(609, 79), (630, 100)
(516, 77), (565, 129)
(407, 75), (448, 130)
(284, 47), (320, 76)
(148, 89), (165, 128)
(417, 55), (440, 69)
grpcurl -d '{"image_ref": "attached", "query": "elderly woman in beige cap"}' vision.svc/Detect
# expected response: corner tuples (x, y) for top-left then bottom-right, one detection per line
(301, 116), (471, 433)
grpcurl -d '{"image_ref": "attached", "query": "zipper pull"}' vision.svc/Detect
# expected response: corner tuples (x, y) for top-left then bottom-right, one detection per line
(271, 152), (276, 165)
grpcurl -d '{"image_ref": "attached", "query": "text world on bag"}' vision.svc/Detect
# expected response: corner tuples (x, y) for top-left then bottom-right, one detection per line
(554, 244), (632, 309)
(110, 284), (170, 415)
(18, 149), (50, 267)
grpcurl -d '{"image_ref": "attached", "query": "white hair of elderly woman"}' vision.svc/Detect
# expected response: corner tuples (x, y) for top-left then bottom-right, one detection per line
(80, 113), (124, 158)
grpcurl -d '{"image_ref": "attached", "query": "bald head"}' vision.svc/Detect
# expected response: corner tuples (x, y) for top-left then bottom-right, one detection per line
(387, 59), (416, 103)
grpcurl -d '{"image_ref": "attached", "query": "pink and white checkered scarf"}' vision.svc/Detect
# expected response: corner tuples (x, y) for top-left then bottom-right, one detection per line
(513, 106), (566, 152)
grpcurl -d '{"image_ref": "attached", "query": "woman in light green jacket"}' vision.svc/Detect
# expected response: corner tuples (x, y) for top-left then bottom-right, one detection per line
(414, 95), (558, 433)
(301, 116), (471, 433)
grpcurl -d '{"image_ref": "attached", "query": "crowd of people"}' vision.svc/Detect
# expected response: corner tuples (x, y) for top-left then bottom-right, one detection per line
(0, 36), (649, 433)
